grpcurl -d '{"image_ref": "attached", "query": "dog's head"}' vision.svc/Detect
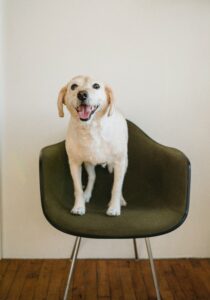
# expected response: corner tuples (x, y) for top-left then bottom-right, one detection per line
(57, 75), (114, 122)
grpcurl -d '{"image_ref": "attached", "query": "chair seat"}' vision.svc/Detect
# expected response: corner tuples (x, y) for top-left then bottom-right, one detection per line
(39, 120), (190, 239)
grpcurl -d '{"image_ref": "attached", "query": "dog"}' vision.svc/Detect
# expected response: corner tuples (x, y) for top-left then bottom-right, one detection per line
(57, 75), (128, 216)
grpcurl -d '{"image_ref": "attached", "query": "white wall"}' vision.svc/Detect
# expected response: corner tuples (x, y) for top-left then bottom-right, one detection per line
(0, 0), (5, 259)
(2, 0), (210, 258)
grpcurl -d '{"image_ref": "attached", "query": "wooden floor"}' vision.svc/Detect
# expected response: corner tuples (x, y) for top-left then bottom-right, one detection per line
(0, 259), (210, 300)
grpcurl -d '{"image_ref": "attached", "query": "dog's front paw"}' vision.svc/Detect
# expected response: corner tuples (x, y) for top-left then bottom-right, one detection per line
(106, 206), (121, 216)
(71, 205), (86, 216)
(83, 190), (92, 203)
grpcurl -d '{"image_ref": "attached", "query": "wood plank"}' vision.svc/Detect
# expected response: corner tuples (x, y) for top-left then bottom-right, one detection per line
(108, 260), (124, 300)
(140, 259), (158, 300)
(6, 260), (31, 300)
(119, 260), (136, 300)
(97, 260), (110, 298)
(19, 260), (42, 300)
(0, 258), (209, 300)
(185, 259), (210, 300)
(46, 259), (67, 300)
(71, 260), (85, 300)
(196, 259), (210, 294)
(0, 259), (20, 300)
(33, 259), (54, 300)
(130, 260), (149, 300)
(83, 260), (97, 300)
(59, 259), (69, 300)
(0, 260), (9, 281)
(170, 259), (197, 300)
(155, 260), (174, 300)
(160, 259), (186, 300)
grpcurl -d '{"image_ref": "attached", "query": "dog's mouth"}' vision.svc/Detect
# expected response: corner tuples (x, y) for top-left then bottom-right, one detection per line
(76, 104), (99, 121)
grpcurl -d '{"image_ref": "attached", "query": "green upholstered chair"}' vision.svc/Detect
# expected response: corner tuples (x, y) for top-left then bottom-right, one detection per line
(39, 120), (191, 300)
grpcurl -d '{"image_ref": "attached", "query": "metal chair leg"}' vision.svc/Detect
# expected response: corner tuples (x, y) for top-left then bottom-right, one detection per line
(63, 237), (81, 300)
(145, 238), (161, 300)
(133, 238), (139, 259)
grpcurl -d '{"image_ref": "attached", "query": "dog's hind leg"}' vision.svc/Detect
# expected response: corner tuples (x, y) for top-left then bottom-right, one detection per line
(84, 163), (96, 203)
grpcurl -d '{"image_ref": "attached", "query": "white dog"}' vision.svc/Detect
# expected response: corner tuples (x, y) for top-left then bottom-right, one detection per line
(57, 75), (128, 216)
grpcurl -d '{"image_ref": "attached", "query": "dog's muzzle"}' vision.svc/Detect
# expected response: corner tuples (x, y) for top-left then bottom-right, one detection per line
(76, 104), (98, 121)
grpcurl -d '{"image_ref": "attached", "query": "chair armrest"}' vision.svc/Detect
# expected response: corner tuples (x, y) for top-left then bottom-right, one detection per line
(127, 120), (191, 215)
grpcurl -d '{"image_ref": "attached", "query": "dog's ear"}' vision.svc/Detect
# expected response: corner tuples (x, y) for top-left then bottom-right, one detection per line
(57, 85), (67, 117)
(105, 85), (114, 116)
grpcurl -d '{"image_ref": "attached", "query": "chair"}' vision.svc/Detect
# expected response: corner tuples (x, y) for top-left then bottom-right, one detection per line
(39, 120), (191, 300)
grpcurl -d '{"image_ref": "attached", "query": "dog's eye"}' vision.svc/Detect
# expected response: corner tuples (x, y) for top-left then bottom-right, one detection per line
(71, 84), (78, 90)
(92, 83), (100, 89)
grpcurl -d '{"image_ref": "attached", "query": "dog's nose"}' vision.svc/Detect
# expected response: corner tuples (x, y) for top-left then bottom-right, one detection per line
(77, 91), (88, 102)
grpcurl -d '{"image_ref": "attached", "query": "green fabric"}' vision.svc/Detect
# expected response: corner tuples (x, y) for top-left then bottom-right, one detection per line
(39, 120), (190, 238)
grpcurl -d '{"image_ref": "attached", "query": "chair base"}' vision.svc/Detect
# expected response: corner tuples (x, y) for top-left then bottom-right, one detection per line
(63, 237), (161, 300)
(63, 237), (81, 300)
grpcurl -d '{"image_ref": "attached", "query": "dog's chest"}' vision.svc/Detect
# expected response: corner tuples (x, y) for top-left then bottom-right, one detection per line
(68, 123), (113, 164)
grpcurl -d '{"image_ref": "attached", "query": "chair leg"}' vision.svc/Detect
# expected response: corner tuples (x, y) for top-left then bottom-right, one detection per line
(145, 238), (161, 300)
(63, 237), (81, 300)
(133, 238), (139, 259)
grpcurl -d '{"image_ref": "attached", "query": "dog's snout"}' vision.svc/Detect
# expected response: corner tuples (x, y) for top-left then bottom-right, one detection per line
(77, 91), (88, 102)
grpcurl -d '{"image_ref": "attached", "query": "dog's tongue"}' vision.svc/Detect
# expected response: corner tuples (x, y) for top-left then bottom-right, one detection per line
(78, 105), (92, 120)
